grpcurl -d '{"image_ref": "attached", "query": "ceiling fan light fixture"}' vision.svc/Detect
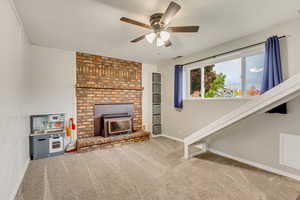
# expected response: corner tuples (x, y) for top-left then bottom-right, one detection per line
(159, 31), (170, 42)
(146, 32), (156, 43)
(156, 38), (165, 47)
(121, 1), (199, 48)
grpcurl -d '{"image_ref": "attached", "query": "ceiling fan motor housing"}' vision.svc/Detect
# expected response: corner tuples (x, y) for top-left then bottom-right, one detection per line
(120, 1), (199, 47)
(150, 13), (164, 30)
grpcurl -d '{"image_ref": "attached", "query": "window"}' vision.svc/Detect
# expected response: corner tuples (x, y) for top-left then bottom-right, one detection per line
(190, 68), (202, 97)
(204, 59), (242, 98)
(186, 50), (264, 99)
(244, 53), (264, 96)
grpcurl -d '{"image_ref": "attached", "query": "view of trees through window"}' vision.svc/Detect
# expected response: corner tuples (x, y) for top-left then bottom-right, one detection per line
(204, 65), (226, 97)
(190, 68), (201, 97)
(189, 52), (264, 98)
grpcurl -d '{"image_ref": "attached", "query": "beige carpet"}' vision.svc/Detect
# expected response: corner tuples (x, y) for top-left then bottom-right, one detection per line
(16, 137), (300, 200)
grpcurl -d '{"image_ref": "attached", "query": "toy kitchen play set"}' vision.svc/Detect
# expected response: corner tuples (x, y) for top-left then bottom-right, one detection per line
(30, 114), (66, 160)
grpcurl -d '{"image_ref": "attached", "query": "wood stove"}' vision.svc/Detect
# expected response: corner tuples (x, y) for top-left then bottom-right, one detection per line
(101, 113), (132, 137)
(94, 104), (134, 137)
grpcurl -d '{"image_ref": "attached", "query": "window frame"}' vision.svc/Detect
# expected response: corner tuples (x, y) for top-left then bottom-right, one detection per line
(184, 45), (265, 100)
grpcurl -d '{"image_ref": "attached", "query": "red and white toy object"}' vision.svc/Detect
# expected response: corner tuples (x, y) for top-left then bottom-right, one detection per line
(65, 117), (77, 152)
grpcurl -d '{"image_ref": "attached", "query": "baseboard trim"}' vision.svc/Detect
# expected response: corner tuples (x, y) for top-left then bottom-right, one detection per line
(151, 134), (163, 138)
(160, 134), (184, 143)
(159, 135), (300, 182)
(209, 148), (300, 182)
(10, 159), (30, 200)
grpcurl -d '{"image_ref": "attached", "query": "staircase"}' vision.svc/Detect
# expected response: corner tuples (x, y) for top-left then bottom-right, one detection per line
(184, 73), (300, 159)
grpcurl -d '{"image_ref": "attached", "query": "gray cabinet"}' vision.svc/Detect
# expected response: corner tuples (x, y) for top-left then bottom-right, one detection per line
(30, 134), (50, 160)
(30, 133), (65, 160)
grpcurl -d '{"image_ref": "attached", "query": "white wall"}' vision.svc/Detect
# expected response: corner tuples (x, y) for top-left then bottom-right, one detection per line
(29, 47), (156, 137)
(29, 45), (76, 123)
(158, 18), (300, 176)
(0, 39), (155, 198)
(142, 64), (158, 134)
(0, 0), (31, 200)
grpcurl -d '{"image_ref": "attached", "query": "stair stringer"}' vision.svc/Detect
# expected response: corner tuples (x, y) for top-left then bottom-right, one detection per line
(184, 72), (300, 159)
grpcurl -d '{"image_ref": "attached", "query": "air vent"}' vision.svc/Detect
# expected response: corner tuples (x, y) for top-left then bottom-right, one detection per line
(280, 133), (300, 170)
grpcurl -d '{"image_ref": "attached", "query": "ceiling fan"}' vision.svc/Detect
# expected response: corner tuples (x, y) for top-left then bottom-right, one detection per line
(120, 1), (199, 47)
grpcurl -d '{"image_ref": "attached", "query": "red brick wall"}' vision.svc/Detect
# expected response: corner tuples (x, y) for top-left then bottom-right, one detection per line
(76, 52), (143, 138)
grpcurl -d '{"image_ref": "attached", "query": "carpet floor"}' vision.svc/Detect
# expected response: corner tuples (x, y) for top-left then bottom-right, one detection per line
(16, 137), (300, 200)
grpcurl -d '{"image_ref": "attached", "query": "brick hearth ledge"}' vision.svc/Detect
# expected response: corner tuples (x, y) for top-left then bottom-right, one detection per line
(77, 131), (150, 152)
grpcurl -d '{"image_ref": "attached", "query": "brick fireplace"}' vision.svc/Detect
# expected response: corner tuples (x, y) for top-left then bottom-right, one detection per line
(76, 52), (149, 152)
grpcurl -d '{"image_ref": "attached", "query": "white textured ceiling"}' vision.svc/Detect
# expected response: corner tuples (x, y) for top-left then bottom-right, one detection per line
(14, 0), (300, 64)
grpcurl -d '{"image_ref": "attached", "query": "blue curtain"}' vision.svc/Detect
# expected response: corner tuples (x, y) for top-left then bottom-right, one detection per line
(174, 65), (183, 109)
(261, 36), (287, 114)
(261, 36), (283, 93)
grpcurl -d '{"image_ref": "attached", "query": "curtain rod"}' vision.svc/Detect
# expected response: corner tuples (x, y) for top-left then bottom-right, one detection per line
(182, 35), (286, 66)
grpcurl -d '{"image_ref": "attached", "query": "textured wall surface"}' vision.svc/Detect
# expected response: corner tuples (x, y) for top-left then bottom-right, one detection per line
(29, 45), (76, 122)
(0, 1), (31, 200)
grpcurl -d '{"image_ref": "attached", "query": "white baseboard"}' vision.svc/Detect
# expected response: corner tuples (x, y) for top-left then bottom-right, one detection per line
(209, 148), (300, 182)
(159, 135), (300, 182)
(151, 134), (163, 138)
(10, 159), (30, 200)
(160, 134), (184, 143)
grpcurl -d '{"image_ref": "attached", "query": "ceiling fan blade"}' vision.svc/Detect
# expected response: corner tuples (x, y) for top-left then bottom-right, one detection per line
(131, 35), (146, 43)
(120, 17), (152, 29)
(167, 26), (199, 32)
(160, 2), (181, 26)
(164, 40), (172, 47)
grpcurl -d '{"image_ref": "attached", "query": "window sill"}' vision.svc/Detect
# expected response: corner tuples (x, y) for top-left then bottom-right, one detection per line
(184, 96), (257, 101)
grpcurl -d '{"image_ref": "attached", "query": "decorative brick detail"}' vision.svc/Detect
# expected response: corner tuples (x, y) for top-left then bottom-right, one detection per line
(76, 52), (142, 90)
(76, 52), (143, 139)
(77, 131), (150, 153)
